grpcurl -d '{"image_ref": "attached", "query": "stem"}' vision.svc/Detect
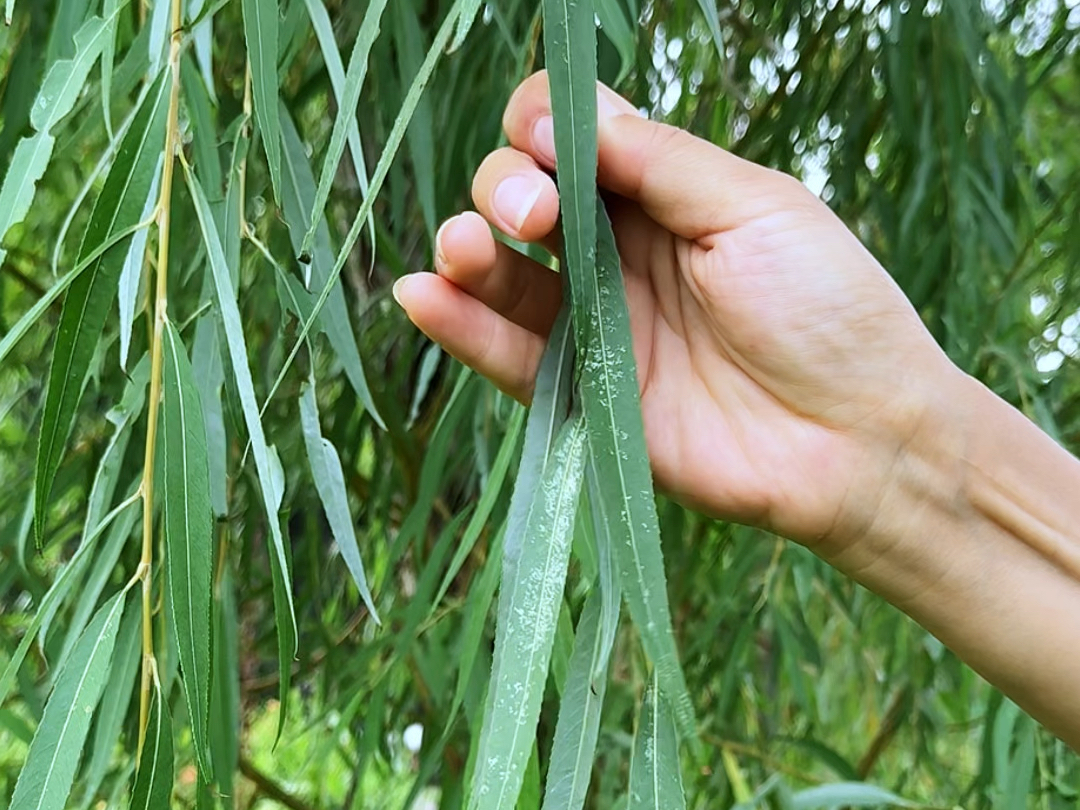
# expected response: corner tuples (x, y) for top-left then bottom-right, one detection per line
(137, 0), (184, 759)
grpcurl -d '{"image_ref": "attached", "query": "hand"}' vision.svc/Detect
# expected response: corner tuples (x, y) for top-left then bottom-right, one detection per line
(393, 71), (960, 553)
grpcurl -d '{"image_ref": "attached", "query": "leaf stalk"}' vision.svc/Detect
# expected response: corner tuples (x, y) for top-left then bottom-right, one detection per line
(137, 0), (184, 760)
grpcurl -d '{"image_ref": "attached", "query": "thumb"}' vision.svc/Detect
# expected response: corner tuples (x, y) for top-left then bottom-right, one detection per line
(504, 71), (796, 242)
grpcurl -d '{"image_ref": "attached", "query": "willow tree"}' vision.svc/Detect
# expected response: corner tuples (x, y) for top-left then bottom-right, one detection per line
(0, 0), (1077, 808)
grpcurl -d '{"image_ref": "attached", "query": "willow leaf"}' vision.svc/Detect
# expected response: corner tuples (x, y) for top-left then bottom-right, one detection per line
(187, 0), (217, 105)
(0, 493), (139, 711)
(300, 0), (374, 253)
(78, 599), (140, 809)
(266, 0), (467, 409)
(9, 591), (126, 810)
(694, 0), (725, 61)
(31, 13), (114, 132)
(101, 0), (119, 137)
(298, 0), (387, 259)
(162, 320), (214, 778)
(299, 379), (380, 623)
(242, 0), (282, 203)
(184, 165), (298, 725)
(209, 565), (240, 796)
(0, 132), (56, 270)
(279, 107), (383, 426)
(585, 453), (621, 679)
(541, 0), (598, 355)
(469, 415), (588, 810)
(4, 0), (12, 25)
(434, 404), (526, 610)
(541, 594), (608, 810)
(448, 0), (484, 51)
(34, 69), (169, 541)
(129, 678), (173, 810)
(628, 675), (685, 810)
(147, 0), (169, 73)
(588, 204), (694, 732)
(789, 783), (915, 810)
(595, 0), (635, 84)
(118, 159), (161, 370)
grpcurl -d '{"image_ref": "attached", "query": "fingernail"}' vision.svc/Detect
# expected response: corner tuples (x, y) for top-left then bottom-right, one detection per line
(531, 115), (556, 165)
(392, 276), (410, 306)
(434, 217), (455, 269)
(493, 175), (543, 233)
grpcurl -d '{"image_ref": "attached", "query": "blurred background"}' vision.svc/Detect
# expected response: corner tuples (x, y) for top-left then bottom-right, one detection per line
(0, 0), (1078, 807)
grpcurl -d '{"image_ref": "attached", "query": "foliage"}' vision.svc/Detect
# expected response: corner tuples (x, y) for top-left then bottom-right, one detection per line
(0, 0), (1078, 808)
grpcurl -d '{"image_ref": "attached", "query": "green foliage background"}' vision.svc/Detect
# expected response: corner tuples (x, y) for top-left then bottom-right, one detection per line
(0, 0), (1078, 807)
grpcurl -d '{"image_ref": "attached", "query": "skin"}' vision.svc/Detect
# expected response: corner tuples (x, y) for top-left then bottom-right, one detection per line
(394, 72), (1080, 748)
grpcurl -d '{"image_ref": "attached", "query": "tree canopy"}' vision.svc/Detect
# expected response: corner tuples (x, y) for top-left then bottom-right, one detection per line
(0, 0), (1078, 808)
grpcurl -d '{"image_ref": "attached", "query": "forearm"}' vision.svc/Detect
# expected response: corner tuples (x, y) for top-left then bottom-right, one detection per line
(825, 369), (1080, 747)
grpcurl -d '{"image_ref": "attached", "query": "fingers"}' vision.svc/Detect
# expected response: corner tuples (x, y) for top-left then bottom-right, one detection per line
(471, 146), (562, 256)
(393, 272), (544, 403)
(502, 71), (805, 243)
(434, 211), (562, 336)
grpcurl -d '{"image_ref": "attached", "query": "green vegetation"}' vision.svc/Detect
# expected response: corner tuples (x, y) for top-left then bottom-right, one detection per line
(0, 0), (1078, 808)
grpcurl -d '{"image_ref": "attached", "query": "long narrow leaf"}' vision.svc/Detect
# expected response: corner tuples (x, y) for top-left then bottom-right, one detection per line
(9, 591), (127, 810)
(541, 593), (609, 810)
(627, 675), (685, 810)
(129, 676), (173, 810)
(264, 0), (467, 410)
(279, 107), (383, 425)
(242, 0), (282, 203)
(34, 69), (169, 540)
(184, 164), (298, 728)
(299, 378), (380, 623)
(298, 0), (388, 259)
(162, 320), (214, 777)
(469, 415), (588, 810)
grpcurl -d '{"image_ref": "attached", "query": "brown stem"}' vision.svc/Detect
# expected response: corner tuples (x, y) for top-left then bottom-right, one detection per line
(239, 757), (317, 810)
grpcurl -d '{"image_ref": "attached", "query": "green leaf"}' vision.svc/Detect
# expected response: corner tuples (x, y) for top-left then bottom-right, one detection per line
(279, 107), (383, 426)
(117, 162), (161, 371)
(242, 0), (282, 204)
(34, 69), (169, 541)
(31, 13), (115, 132)
(184, 163), (298, 731)
(299, 378), (380, 623)
(298, 0), (387, 259)
(434, 404), (526, 610)
(694, 0), (725, 62)
(265, 0), (467, 409)
(595, 0), (635, 84)
(585, 453), (621, 680)
(0, 132), (56, 270)
(0, 491), (140, 711)
(300, 0), (374, 255)
(541, 0), (598, 355)
(448, 0), (484, 52)
(129, 677), (174, 810)
(586, 204), (694, 732)
(393, 2), (436, 241)
(9, 591), (127, 810)
(209, 564), (240, 796)
(162, 319), (214, 778)
(78, 598), (141, 809)
(100, 0), (119, 138)
(627, 675), (685, 810)
(541, 593), (609, 810)
(789, 783), (915, 810)
(469, 415), (588, 810)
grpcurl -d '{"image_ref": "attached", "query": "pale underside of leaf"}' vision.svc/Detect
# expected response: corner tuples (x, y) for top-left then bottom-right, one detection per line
(469, 415), (588, 810)
(627, 675), (685, 810)
(129, 675), (173, 810)
(299, 380), (380, 623)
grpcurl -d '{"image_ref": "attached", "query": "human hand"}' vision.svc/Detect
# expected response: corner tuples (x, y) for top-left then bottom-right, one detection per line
(393, 71), (961, 554)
